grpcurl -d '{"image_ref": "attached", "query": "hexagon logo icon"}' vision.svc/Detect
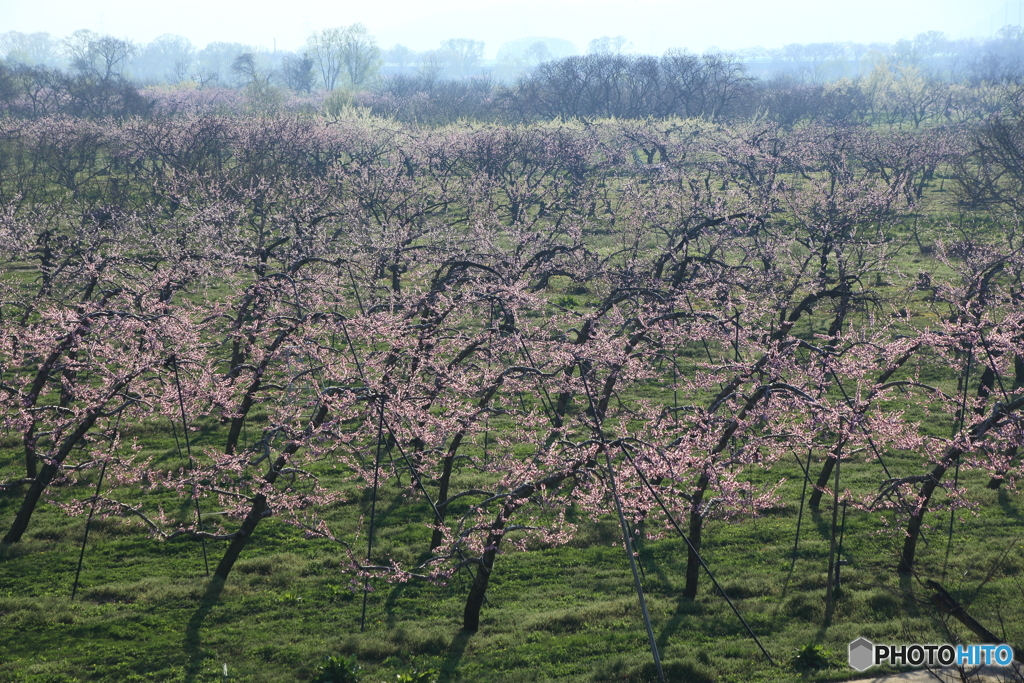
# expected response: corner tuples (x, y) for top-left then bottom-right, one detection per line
(849, 638), (874, 671)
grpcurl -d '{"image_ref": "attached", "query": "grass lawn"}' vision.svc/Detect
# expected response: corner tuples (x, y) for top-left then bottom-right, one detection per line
(2, 446), (1021, 683)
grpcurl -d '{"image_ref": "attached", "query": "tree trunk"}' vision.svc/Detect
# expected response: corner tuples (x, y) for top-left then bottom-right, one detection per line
(809, 456), (835, 511)
(986, 446), (1018, 489)
(463, 527), (503, 632)
(431, 447), (457, 551)
(18, 318), (102, 480)
(810, 345), (921, 507)
(212, 403), (329, 581)
(2, 402), (109, 543)
(926, 579), (1023, 662)
(809, 436), (848, 510)
(2, 462), (58, 544)
(900, 364), (997, 568)
(899, 393), (1024, 573)
(23, 424), (38, 480)
(432, 383), (502, 550)
(989, 354), (1024, 489)
(224, 326), (296, 455)
(224, 394), (254, 455)
(897, 457), (951, 574)
(461, 462), (587, 631)
(683, 472), (709, 599)
(213, 494), (268, 580)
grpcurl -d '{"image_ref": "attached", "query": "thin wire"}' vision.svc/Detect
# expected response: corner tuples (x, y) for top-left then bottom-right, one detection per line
(360, 397), (385, 632)
(71, 458), (107, 600)
(618, 443), (777, 666)
(790, 450), (811, 569)
(174, 359), (209, 577)
(336, 315), (487, 599)
(71, 416), (119, 601)
(943, 343), (974, 581)
(578, 363), (664, 683)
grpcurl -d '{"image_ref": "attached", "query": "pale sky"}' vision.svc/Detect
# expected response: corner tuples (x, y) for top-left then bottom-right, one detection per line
(0, 0), (1017, 57)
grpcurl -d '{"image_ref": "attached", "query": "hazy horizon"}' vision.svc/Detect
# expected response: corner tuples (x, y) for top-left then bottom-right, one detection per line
(2, 0), (1019, 58)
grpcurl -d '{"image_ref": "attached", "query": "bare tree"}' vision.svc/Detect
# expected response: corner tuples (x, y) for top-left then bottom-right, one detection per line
(953, 99), (1024, 212)
(281, 53), (315, 93)
(306, 28), (345, 91)
(339, 24), (381, 87)
(194, 42), (252, 87)
(440, 38), (484, 78)
(231, 53), (261, 86)
(384, 44), (416, 73)
(523, 41), (553, 68)
(0, 31), (63, 67)
(588, 35), (632, 55)
(306, 24), (380, 91)
(65, 30), (136, 82)
(134, 34), (194, 84)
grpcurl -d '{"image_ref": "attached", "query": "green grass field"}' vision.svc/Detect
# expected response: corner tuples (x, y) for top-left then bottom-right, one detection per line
(2, 432), (1021, 682)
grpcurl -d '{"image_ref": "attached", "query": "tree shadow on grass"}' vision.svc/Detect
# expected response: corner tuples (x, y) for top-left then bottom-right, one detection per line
(384, 582), (406, 628)
(810, 505), (833, 542)
(998, 488), (1022, 521)
(362, 488), (409, 530)
(657, 594), (704, 649)
(898, 571), (921, 618)
(183, 576), (226, 683)
(436, 630), (472, 683)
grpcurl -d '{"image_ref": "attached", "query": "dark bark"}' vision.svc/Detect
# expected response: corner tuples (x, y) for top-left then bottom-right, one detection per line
(926, 579), (1021, 662)
(461, 461), (588, 631)
(430, 435), (460, 551)
(986, 446), (1019, 489)
(811, 345), (919, 509)
(898, 455), (955, 574)
(213, 494), (268, 580)
(2, 462), (59, 544)
(898, 393), (1024, 574)
(23, 424), (38, 480)
(432, 379), (501, 550)
(462, 524), (503, 632)
(18, 308), (106, 479)
(224, 325), (297, 455)
(988, 354), (1024, 488)
(809, 437), (849, 510)
(3, 398), (110, 543)
(683, 384), (773, 597)
(211, 401), (330, 581)
(682, 471), (709, 599)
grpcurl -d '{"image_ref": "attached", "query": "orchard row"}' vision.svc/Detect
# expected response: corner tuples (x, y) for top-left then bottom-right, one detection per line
(0, 113), (1022, 632)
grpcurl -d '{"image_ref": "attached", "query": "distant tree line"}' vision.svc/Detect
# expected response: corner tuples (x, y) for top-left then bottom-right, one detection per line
(741, 26), (1024, 85)
(2, 25), (1024, 126)
(507, 52), (751, 120)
